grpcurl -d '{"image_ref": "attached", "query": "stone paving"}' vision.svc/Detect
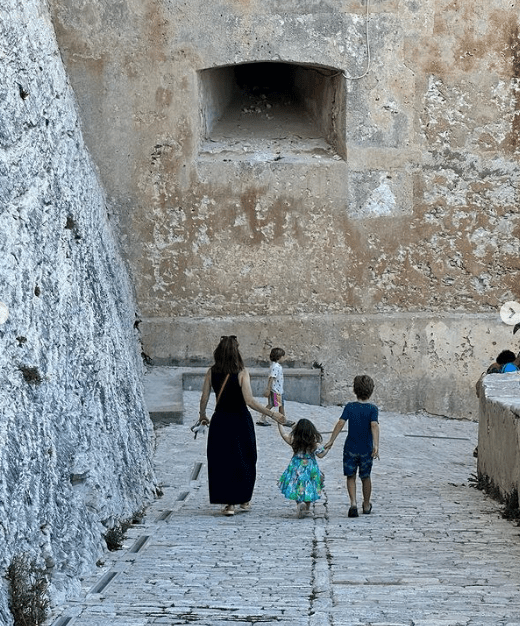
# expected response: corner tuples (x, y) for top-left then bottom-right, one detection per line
(48, 392), (520, 626)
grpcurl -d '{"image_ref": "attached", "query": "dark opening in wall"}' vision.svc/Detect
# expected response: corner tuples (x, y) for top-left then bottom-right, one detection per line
(198, 62), (346, 161)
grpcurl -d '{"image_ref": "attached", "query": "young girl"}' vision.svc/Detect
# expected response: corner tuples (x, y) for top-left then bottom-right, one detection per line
(278, 418), (327, 517)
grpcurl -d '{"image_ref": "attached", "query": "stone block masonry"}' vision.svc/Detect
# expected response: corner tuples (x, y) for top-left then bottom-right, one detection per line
(0, 0), (156, 622)
(47, 0), (520, 418)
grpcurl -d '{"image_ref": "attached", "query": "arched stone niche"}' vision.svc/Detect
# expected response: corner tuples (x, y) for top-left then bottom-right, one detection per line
(198, 61), (346, 161)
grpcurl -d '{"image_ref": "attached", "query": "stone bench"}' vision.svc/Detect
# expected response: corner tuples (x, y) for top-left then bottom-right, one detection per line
(144, 366), (322, 426)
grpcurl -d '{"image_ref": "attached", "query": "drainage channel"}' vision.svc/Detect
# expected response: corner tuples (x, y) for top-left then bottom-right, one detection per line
(128, 535), (150, 554)
(156, 509), (174, 521)
(90, 570), (118, 594)
(405, 434), (470, 440)
(52, 617), (73, 626)
(190, 461), (203, 481)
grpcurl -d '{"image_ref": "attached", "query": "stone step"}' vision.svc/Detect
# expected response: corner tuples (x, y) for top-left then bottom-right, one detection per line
(143, 367), (184, 427)
(144, 366), (322, 426)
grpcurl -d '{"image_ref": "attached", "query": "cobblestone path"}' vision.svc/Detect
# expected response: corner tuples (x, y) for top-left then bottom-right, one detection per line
(48, 392), (520, 626)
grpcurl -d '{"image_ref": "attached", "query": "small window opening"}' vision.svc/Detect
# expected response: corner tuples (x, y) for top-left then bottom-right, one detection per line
(198, 62), (346, 161)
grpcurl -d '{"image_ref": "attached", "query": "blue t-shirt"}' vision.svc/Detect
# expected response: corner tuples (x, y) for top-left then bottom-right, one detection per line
(340, 401), (378, 455)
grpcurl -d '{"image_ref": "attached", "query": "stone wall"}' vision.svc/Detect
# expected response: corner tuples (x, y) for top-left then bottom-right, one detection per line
(477, 373), (520, 497)
(0, 0), (156, 620)
(478, 373), (520, 499)
(46, 0), (520, 417)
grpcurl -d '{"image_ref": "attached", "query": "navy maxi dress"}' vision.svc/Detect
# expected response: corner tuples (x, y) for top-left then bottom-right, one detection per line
(207, 370), (257, 504)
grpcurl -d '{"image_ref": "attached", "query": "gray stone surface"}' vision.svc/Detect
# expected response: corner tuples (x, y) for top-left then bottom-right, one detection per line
(478, 372), (520, 498)
(0, 0), (156, 621)
(47, 392), (520, 626)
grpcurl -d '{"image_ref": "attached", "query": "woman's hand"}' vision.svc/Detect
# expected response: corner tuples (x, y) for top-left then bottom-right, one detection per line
(271, 411), (285, 424)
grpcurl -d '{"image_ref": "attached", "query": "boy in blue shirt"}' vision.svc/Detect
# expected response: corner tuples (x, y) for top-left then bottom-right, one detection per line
(325, 375), (379, 517)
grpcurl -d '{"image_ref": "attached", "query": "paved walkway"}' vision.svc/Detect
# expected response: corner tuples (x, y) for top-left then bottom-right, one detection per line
(49, 392), (520, 626)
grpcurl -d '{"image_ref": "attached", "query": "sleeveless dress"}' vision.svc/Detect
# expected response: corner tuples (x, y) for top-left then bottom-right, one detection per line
(206, 371), (257, 505)
(278, 448), (324, 503)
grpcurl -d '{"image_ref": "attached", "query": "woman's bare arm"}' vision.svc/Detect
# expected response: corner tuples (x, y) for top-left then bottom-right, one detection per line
(239, 369), (285, 424)
(199, 369), (212, 425)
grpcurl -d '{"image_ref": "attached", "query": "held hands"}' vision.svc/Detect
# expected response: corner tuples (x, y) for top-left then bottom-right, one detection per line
(323, 441), (334, 450)
(270, 411), (286, 424)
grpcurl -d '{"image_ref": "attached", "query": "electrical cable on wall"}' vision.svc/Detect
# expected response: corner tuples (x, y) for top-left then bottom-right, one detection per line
(343, 0), (371, 81)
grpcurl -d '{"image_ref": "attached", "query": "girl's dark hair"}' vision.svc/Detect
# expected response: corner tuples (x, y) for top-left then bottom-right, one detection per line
(291, 418), (322, 454)
(496, 350), (516, 365)
(270, 347), (285, 362)
(212, 335), (244, 374)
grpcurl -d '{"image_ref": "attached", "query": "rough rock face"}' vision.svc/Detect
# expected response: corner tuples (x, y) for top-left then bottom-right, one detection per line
(0, 0), (156, 620)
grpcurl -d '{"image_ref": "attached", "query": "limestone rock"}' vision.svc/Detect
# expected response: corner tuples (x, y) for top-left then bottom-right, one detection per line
(0, 0), (156, 619)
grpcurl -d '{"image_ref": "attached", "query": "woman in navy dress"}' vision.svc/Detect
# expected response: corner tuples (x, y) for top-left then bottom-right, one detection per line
(199, 335), (286, 516)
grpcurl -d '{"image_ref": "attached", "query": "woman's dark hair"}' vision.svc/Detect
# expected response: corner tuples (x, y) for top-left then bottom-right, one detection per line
(270, 347), (285, 362)
(212, 335), (244, 374)
(291, 418), (322, 455)
(496, 350), (516, 365)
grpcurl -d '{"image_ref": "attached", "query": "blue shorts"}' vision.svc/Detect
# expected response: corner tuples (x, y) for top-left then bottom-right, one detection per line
(343, 450), (373, 479)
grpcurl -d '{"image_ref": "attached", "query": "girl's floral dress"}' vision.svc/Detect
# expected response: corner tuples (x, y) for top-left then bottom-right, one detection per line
(278, 447), (324, 503)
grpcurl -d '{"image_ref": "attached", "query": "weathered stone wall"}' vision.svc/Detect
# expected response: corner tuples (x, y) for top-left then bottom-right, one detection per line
(46, 0), (520, 417)
(0, 0), (156, 620)
(478, 373), (520, 499)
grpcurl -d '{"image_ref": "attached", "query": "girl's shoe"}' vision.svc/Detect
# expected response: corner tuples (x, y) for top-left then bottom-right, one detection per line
(297, 502), (306, 518)
(223, 505), (235, 516)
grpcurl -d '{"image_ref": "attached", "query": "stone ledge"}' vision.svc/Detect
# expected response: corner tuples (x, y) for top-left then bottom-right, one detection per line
(478, 372), (520, 498)
(144, 366), (322, 426)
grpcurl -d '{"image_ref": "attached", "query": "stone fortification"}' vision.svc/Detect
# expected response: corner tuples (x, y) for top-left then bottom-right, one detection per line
(0, 0), (156, 620)
(478, 373), (520, 500)
(46, 0), (520, 419)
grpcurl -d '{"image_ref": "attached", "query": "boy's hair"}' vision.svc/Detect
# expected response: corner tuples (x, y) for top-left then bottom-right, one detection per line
(269, 347), (285, 362)
(353, 375), (374, 401)
(496, 350), (516, 365)
(290, 418), (322, 455)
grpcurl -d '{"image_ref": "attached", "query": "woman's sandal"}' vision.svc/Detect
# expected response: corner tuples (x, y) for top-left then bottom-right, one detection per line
(223, 505), (235, 516)
(239, 502), (251, 511)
